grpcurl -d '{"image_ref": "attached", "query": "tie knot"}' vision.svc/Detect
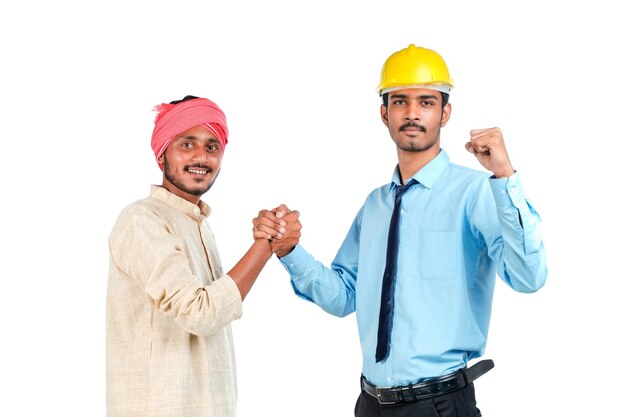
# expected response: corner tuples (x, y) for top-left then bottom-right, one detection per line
(395, 178), (418, 198)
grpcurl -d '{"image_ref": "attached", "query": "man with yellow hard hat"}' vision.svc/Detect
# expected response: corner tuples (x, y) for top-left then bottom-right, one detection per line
(254, 45), (547, 416)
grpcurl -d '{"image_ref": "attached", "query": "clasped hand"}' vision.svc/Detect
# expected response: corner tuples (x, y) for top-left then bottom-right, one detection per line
(252, 204), (301, 257)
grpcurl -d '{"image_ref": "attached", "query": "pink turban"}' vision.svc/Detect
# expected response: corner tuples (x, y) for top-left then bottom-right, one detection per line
(151, 97), (229, 170)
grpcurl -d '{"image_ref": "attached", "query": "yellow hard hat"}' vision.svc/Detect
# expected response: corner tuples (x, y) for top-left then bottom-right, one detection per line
(377, 45), (454, 96)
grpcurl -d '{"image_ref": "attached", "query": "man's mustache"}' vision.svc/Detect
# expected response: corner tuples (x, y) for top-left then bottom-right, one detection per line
(400, 122), (426, 132)
(185, 164), (213, 172)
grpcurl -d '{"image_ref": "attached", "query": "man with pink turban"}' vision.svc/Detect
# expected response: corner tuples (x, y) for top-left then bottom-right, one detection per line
(106, 95), (299, 417)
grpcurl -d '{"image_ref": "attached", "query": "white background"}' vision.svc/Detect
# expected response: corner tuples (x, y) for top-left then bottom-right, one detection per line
(1, 0), (624, 416)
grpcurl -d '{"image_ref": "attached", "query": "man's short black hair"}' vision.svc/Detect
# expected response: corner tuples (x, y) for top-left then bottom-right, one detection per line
(169, 95), (199, 105)
(382, 91), (449, 108)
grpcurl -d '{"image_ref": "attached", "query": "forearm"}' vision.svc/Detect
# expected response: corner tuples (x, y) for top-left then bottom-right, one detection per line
(488, 174), (547, 291)
(228, 239), (273, 300)
(281, 245), (357, 317)
(496, 203), (547, 292)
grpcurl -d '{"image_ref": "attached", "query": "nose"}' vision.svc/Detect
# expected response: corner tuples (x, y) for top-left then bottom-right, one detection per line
(191, 145), (210, 163)
(404, 101), (420, 121)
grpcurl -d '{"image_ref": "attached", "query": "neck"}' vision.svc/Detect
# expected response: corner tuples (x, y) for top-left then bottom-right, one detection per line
(396, 144), (440, 184)
(161, 181), (202, 206)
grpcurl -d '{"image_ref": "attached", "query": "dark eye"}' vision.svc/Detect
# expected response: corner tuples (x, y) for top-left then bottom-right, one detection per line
(207, 144), (218, 152)
(181, 141), (194, 149)
(392, 99), (406, 105)
(422, 100), (434, 106)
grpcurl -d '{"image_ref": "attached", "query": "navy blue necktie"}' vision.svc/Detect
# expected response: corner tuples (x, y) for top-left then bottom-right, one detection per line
(375, 179), (418, 363)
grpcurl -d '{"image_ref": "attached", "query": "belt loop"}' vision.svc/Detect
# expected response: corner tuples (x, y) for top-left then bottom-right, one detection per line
(397, 387), (404, 402)
(459, 367), (469, 386)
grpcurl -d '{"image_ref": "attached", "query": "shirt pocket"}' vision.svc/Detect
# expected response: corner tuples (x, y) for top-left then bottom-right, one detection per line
(416, 229), (458, 283)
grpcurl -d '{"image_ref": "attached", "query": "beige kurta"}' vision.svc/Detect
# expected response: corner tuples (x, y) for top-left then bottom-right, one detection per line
(107, 185), (243, 417)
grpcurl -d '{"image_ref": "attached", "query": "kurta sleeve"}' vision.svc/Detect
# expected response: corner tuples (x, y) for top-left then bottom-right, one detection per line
(109, 207), (243, 336)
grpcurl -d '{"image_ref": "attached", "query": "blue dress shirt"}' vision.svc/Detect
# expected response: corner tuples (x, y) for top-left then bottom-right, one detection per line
(279, 150), (547, 387)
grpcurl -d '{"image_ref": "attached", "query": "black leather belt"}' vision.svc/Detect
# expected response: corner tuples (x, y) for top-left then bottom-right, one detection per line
(361, 359), (494, 405)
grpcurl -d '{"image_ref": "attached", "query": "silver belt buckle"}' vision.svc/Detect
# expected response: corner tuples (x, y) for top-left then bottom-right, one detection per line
(376, 388), (397, 405)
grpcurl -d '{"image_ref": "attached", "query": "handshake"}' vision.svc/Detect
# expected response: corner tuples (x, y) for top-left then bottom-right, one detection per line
(252, 204), (302, 258)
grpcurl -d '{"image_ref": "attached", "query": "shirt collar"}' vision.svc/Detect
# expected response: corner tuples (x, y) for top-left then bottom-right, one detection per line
(149, 185), (211, 221)
(390, 149), (450, 190)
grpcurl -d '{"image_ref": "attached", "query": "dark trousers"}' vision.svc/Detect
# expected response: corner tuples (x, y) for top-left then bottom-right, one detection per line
(354, 382), (481, 417)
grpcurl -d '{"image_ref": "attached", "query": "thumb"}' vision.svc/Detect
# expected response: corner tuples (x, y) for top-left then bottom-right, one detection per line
(273, 203), (290, 218)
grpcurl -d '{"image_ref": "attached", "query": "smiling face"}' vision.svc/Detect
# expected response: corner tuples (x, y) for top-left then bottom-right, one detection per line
(381, 88), (451, 155)
(158, 125), (223, 204)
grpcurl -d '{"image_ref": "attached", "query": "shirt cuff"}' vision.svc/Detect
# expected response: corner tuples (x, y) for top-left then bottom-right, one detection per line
(278, 244), (312, 276)
(489, 171), (526, 209)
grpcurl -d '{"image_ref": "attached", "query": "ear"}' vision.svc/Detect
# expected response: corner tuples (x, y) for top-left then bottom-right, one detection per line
(157, 154), (164, 164)
(380, 104), (389, 128)
(441, 103), (452, 127)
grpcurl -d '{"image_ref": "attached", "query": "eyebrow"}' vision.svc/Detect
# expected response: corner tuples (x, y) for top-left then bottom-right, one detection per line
(390, 93), (439, 101)
(175, 135), (221, 144)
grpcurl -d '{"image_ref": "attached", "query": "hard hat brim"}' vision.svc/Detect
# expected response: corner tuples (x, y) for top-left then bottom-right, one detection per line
(379, 84), (453, 96)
